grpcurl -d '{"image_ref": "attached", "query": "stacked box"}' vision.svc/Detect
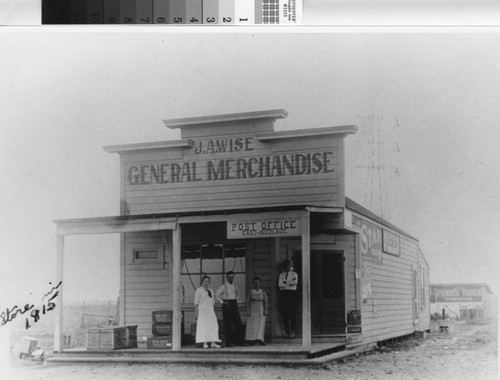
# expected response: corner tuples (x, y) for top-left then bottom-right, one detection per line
(148, 310), (185, 348)
(150, 310), (173, 348)
(147, 335), (172, 349)
(152, 310), (173, 337)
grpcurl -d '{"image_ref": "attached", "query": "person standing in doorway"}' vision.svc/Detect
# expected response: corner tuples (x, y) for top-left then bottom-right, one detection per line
(215, 271), (243, 347)
(278, 260), (298, 338)
(245, 276), (268, 345)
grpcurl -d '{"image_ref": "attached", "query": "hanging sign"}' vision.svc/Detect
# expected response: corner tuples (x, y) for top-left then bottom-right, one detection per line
(227, 218), (302, 239)
(383, 229), (400, 256)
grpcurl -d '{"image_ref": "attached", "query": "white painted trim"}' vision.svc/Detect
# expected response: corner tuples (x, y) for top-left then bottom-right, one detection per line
(305, 206), (344, 213)
(256, 125), (357, 142)
(172, 226), (182, 350)
(301, 211), (311, 350)
(54, 235), (64, 353)
(103, 139), (194, 154)
(56, 218), (177, 236)
(163, 109), (288, 129)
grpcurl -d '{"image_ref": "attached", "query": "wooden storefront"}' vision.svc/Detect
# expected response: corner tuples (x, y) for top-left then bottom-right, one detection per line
(54, 109), (430, 356)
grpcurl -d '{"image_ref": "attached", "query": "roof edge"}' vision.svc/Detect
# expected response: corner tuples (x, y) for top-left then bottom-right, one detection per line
(103, 139), (194, 154)
(345, 196), (418, 241)
(163, 109), (288, 129)
(256, 125), (358, 141)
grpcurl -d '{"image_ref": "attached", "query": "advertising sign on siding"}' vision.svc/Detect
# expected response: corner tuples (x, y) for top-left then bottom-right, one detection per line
(227, 218), (302, 239)
(382, 229), (400, 256)
(430, 286), (483, 303)
(352, 215), (383, 264)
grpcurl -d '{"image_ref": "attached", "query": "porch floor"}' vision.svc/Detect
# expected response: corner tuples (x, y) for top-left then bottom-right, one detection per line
(48, 341), (354, 366)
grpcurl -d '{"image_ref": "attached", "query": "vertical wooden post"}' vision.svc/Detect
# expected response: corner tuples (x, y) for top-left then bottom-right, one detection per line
(172, 225), (182, 350)
(119, 233), (126, 326)
(301, 212), (311, 350)
(271, 237), (281, 337)
(54, 235), (64, 352)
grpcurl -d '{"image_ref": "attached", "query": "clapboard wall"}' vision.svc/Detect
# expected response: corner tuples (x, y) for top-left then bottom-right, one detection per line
(123, 231), (172, 340)
(355, 218), (430, 345)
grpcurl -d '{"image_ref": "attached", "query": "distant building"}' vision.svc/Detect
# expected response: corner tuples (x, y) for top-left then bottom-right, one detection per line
(430, 283), (496, 321)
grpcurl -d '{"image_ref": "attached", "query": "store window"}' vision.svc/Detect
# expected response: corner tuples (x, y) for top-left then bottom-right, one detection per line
(181, 243), (246, 304)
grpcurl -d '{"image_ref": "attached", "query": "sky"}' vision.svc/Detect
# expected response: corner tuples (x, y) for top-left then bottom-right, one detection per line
(1, 30), (500, 316)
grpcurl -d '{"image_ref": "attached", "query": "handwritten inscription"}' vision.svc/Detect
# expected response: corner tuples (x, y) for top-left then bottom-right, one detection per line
(0, 281), (62, 330)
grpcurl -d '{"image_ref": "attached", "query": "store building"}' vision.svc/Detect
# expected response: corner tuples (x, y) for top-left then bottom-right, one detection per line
(54, 109), (430, 355)
(430, 283), (496, 321)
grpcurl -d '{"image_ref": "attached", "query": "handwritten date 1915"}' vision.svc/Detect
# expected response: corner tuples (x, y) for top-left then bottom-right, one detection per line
(0, 281), (62, 330)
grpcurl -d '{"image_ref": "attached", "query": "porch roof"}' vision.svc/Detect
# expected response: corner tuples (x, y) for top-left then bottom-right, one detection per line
(54, 205), (344, 236)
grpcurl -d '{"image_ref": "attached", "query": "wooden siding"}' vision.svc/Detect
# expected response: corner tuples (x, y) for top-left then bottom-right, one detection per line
(120, 130), (343, 214)
(360, 225), (423, 345)
(124, 231), (172, 340)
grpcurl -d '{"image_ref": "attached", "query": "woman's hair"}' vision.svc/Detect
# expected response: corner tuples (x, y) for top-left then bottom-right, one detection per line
(201, 275), (211, 283)
(252, 276), (261, 283)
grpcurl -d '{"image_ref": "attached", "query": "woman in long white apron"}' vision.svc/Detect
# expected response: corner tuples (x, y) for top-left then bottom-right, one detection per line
(194, 276), (221, 348)
(245, 276), (268, 345)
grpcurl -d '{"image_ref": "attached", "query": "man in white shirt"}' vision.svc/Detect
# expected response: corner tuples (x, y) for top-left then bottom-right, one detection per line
(278, 260), (298, 338)
(215, 271), (243, 347)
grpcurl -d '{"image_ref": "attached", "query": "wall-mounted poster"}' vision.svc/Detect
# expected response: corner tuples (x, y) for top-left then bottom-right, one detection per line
(383, 229), (400, 256)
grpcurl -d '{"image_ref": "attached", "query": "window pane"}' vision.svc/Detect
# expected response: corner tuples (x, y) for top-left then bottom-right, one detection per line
(203, 259), (223, 273)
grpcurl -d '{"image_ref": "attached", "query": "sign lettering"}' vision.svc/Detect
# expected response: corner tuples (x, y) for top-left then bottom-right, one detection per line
(227, 219), (301, 239)
(127, 151), (335, 185)
(430, 286), (483, 303)
(353, 216), (383, 264)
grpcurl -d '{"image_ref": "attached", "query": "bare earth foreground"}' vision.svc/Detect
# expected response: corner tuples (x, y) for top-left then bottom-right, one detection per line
(7, 320), (498, 380)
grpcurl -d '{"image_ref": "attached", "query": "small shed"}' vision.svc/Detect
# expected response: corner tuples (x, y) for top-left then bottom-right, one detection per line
(54, 109), (430, 355)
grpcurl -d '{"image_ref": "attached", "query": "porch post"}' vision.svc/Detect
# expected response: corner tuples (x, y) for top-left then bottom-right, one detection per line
(301, 211), (311, 350)
(172, 225), (182, 350)
(54, 235), (64, 352)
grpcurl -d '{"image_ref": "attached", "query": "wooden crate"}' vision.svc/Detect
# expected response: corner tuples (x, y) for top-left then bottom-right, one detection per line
(86, 326), (126, 350)
(152, 310), (173, 324)
(147, 335), (172, 349)
(125, 325), (138, 348)
(152, 322), (172, 336)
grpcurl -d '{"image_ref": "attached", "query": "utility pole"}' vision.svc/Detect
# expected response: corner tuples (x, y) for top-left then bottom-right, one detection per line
(354, 111), (400, 219)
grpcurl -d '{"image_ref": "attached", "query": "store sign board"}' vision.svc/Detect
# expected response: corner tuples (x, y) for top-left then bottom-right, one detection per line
(227, 218), (302, 239)
(430, 286), (483, 303)
(383, 229), (400, 256)
(120, 127), (343, 215)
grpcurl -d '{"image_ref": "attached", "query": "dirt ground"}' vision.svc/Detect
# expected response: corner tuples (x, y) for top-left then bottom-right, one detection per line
(6, 320), (498, 380)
